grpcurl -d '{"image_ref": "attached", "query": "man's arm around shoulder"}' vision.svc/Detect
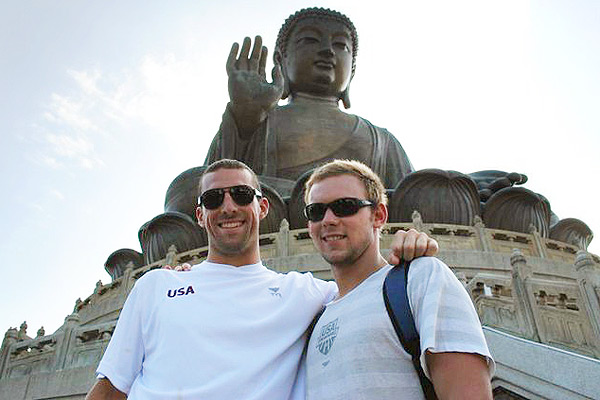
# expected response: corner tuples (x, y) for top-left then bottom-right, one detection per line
(86, 378), (126, 400)
(426, 351), (492, 400)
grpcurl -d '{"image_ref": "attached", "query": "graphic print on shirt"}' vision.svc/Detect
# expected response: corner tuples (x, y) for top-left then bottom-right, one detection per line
(268, 287), (282, 297)
(316, 318), (339, 355)
(166, 285), (195, 298)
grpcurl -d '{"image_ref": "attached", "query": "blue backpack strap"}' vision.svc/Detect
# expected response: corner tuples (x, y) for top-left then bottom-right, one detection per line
(304, 306), (325, 354)
(383, 261), (438, 399)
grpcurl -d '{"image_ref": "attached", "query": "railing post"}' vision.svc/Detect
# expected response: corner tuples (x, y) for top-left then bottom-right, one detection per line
(529, 223), (547, 259)
(276, 219), (290, 258)
(0, 328), (18, 378)
(574, 251), (600, 357)
(54, 313), (80, 370)
(473, 216), (491, 252)
(511, 249), (541, 342)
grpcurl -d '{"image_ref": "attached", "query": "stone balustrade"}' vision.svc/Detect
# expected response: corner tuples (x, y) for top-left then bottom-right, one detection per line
(1, 220), (599, 399)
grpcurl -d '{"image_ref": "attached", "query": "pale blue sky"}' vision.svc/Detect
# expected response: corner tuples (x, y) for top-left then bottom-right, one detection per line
(1, 0), (598, 335)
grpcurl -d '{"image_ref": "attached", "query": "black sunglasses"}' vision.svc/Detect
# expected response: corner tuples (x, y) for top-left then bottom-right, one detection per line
(198, 185), (262, 210)
(304, 198), (375, 222)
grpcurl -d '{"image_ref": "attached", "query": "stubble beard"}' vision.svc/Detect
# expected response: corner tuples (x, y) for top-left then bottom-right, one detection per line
(321, 239), (371, 269)
(212, 232), (253, 257)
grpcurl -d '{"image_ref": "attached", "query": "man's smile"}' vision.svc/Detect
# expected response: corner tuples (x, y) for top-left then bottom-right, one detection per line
(322, 234), (346, 242)
(218, 220), (244, 229)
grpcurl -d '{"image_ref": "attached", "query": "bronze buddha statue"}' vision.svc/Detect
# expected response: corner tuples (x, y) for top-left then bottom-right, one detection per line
(205, 7), (413, 189)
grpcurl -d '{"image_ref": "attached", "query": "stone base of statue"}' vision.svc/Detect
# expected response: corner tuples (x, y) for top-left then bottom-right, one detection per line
(2, 214), (600, 399)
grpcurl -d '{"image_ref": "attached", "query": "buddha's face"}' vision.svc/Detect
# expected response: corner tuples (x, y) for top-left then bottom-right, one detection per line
(283, 17), (353, 98)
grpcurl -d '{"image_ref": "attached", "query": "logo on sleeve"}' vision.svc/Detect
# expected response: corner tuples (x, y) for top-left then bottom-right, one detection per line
(316, 318), (339, 355)
(167, 286), (195, 298)
(268, 287), (281, 297)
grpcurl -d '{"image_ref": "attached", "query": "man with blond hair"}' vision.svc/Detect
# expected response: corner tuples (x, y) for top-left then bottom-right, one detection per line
(303, 159), (494, 399)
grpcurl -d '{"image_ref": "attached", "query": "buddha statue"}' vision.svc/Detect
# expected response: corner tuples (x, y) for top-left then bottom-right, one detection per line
(205, 7), (413, 189)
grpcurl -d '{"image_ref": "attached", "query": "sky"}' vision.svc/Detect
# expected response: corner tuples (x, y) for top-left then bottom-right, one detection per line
(1, 0), (598, 336)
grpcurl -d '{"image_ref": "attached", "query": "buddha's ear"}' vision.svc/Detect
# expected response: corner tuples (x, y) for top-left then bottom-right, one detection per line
(341, 84), (351, 109)
(274, 50), (290, 100)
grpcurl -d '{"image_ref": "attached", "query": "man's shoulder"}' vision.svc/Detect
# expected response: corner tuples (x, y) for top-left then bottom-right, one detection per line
(408, 256), (449, 274)
(405, 257), (461, 293)
(132, 268), (186, 289)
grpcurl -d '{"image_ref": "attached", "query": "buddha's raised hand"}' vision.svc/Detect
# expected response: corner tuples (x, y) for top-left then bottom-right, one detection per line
(227, 36), (283, 137)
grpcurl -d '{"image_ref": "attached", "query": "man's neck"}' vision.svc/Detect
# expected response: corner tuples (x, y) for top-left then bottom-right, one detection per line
(331, 253), (388, 298)
(206, 251), (261, 267)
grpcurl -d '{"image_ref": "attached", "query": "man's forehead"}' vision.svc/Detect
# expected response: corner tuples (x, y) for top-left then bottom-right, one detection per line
(308, 174), (366, 201)
(202, 168), (254, 189)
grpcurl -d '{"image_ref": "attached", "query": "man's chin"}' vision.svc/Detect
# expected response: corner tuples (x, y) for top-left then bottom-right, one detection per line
(322, 252), (355, 268)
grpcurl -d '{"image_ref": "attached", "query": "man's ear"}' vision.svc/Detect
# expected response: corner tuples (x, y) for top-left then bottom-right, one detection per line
(196, 206), (205, 228)
(373, 203), (388, 229)
(258, 196), (270, 220)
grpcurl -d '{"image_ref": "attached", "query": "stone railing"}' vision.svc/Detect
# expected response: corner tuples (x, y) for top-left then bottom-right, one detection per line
(1, 220), (598, 399)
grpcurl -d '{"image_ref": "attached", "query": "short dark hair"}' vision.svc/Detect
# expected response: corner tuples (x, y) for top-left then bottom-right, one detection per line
(199, 159), (260, 196)
(276, 7), (358, 77)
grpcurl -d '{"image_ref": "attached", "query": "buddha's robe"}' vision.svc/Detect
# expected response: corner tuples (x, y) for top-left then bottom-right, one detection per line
(205, 103), (414, 189)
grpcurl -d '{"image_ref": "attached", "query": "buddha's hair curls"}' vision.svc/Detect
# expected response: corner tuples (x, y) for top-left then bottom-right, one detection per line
(276, 7), (358, 77)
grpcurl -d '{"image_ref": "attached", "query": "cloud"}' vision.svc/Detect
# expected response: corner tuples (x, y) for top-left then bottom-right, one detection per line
(40, 155), (62, 169)
(50, 189), (65, 201)
(36, 50), (222, 173)
(44, 93), (99, 133)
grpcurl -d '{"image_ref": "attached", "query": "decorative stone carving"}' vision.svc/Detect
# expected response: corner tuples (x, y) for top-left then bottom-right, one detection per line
(4, 327), (18, 341)
(389, 169), (480, 225)
(483, 187), (551, 237)
(17, 322), (29, 342)
(138, 211), (208, 265)
(93, 280), (103, 295)
(550, 218), (593, 250)
(104, 248), (144, 281)
(411, 210), (424, 232)
(36, 327), (44, 338)
(469, 170), (528, 202)
(74, 298), (83, 313)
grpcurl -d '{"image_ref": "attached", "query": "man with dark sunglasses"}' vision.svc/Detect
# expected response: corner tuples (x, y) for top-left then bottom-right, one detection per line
(87, 159), (438, 400)
(303, 159), (494, 399)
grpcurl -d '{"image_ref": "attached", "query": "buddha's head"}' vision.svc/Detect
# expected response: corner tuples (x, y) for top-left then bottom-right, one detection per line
(275, 8), (358, 108)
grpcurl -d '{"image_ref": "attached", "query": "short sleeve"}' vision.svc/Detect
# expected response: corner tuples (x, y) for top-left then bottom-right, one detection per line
(311, 276), (339, 305)
(96, 277), (148, 394)
(407, 257), (494, 378)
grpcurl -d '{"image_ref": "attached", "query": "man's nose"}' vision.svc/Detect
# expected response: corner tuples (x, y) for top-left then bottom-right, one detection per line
(321, 207), (339, 224)
(220, 192), (238, 212)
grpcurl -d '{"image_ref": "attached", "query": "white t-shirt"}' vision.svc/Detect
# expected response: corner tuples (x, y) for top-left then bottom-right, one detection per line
(306, 257), (494, 400)
(97, 261), (337, 399)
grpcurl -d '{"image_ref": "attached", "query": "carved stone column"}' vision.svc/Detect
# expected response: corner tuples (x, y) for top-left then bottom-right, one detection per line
(529, 223), (547, 259)
(0, 328), (18, 378)
(123, 260), (137, 294)
(276, 219), (290, 258)
(473, 216), (490, 252)
(511, 249), (541, 341)
(574, 251), (600, 356)
(53, 313), (80, 370)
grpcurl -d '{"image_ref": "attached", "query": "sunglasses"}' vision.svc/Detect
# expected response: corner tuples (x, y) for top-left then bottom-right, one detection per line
(198, 185), (262, 210)
(304, 198), (375, 222)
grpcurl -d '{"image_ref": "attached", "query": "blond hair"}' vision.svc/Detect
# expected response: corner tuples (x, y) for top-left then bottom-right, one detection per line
(304, 159), (387, 206)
